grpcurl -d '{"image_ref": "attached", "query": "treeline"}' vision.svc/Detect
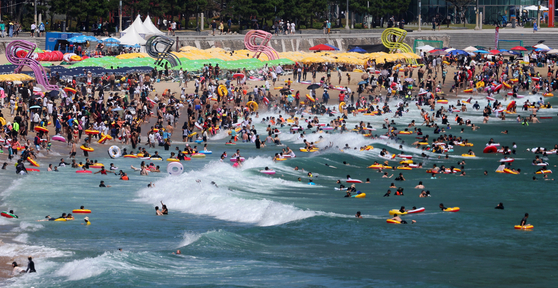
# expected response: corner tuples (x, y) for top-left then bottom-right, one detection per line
(4, 0), (412, 31)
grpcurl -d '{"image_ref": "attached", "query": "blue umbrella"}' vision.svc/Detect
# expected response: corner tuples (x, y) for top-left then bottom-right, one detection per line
(447, 50), (468, 56)
(535, 48), (549, 52)
(102, 38), (120, 44)
(474, 50), (488, 54)
(68, 35), (88, 44)
(349, 47), (367, 53)
(358, 80), (368, 85)
(85, 36), (99, 42)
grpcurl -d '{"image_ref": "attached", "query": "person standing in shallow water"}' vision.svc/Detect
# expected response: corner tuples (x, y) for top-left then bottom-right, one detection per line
(26, 256), (36, 273)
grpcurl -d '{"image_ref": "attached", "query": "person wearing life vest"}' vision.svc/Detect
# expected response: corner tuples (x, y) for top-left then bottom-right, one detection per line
(120, 172), (129, 181)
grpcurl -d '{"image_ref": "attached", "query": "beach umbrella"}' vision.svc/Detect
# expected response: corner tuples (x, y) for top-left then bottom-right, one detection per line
(535, 48), (549, 52)
(474, 45), (487, 50)
(463, 46), (477, 52)
(309, 44), (336, 51)
(112, 107), (123, 111)
(415, 45), (434, 51)
(429, 50), (447, 56)
(546, 49), (558, 54)
(488, 50), (501, 55)
(103, 38), (120, 44)
(348, 47), (367, 53)
(29, 105), (41, 109)
(307, 84), (321, 90)
(511, 46), (527, 51)
(533, 44), (550, 50)
(324, 44), (340, 51)
(358, 80), (368, 85)
(474, 50), (488, 54)
(68, 35), (88, 43)
(447, 50), (468, 56)
(445, 48), (456, 52)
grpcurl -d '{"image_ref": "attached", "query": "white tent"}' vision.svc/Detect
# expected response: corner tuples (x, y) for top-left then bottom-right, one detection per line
(122, 15), (148, 38)
(415, 45), (434, 52)
(143, 15), (164, 35)
(523, 5), (548, 11)
(119, 24), (147, 46)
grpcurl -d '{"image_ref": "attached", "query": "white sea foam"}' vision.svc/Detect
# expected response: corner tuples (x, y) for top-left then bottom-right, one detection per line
(54, 252), (119, 281)
(136, 161), (321, 226)
(178, 231), (203, 247)
(13, 233), (28, 243)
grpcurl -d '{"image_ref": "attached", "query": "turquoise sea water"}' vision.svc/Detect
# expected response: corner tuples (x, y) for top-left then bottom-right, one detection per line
(1, 94), (557, 287)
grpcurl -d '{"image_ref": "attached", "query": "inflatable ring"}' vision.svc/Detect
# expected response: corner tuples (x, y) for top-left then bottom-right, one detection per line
(461, 154), (476, 157)
(535, 170), (552, 174)
(442, 60), (450, 65)
(443, 207), (460, 212)
(503, 82), (511, 89)
(188, 132), (197, 138)
(339, 101), (345, 112)
(80, 145), (94, 152)
(98, 135), (109, 144)
(27, 157), (39, 167)
(167, 162), (184, 176)
(352, 193), (366, 198)
(514, 225), (534, 230)
(1, 211), (18, 218)
(85, 130), (100, 135)
(72, 209), (91, 214)
(108, 146), (122, 158)
(306, 94), (316, 103)
(0, 117), (6, 126)
(476, 81), (485, 88)
(463, 89), (473, 93)
(386, 219), (401, 224)
(218, 85), (228, 97)
(34, 126), (48, 133)
(54, 218), (67, 221)
(437, 100), (448, 104)
(63, 87), (77, 94)
(246, 101), (258, 112)
(543, 93), (553, 97)
(123, 155), (137, 158)
(397, 166), (412, 170)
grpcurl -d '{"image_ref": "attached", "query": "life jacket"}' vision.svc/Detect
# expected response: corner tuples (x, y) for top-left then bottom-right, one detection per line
(121, 176), (129, 181)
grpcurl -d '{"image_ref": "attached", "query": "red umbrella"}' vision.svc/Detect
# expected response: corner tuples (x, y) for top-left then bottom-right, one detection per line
(511, 46), (527, 51)
(309, 44), (336, 51)
(489, 50), (501, 55)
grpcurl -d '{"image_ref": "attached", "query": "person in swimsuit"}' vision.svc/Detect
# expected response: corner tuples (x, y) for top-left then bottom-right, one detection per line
(520, 213), (529, 226)
(160, 201), (168, 215)
(495, 203), (504, 209)
(355, 211), (362, 218)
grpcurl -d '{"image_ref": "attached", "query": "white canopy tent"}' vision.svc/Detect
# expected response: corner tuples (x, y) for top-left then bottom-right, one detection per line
(523, 5), (548, 11)
(122, 15), (148, 38)
(119, 24), (147, 46)
(143, 15), (164, 35)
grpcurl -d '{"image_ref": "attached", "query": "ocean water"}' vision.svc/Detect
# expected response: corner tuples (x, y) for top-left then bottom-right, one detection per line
(1, 94), (557, 287)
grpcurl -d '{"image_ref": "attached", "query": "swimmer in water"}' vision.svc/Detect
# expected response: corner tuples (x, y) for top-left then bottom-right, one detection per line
(519, 213), (530, 227)
(495, 203), (504, 209)
(355, 211), (363, 218)
(439, 203), (448, 211)
(325, 163), (337, 168)
(415, 181), (424, 189)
